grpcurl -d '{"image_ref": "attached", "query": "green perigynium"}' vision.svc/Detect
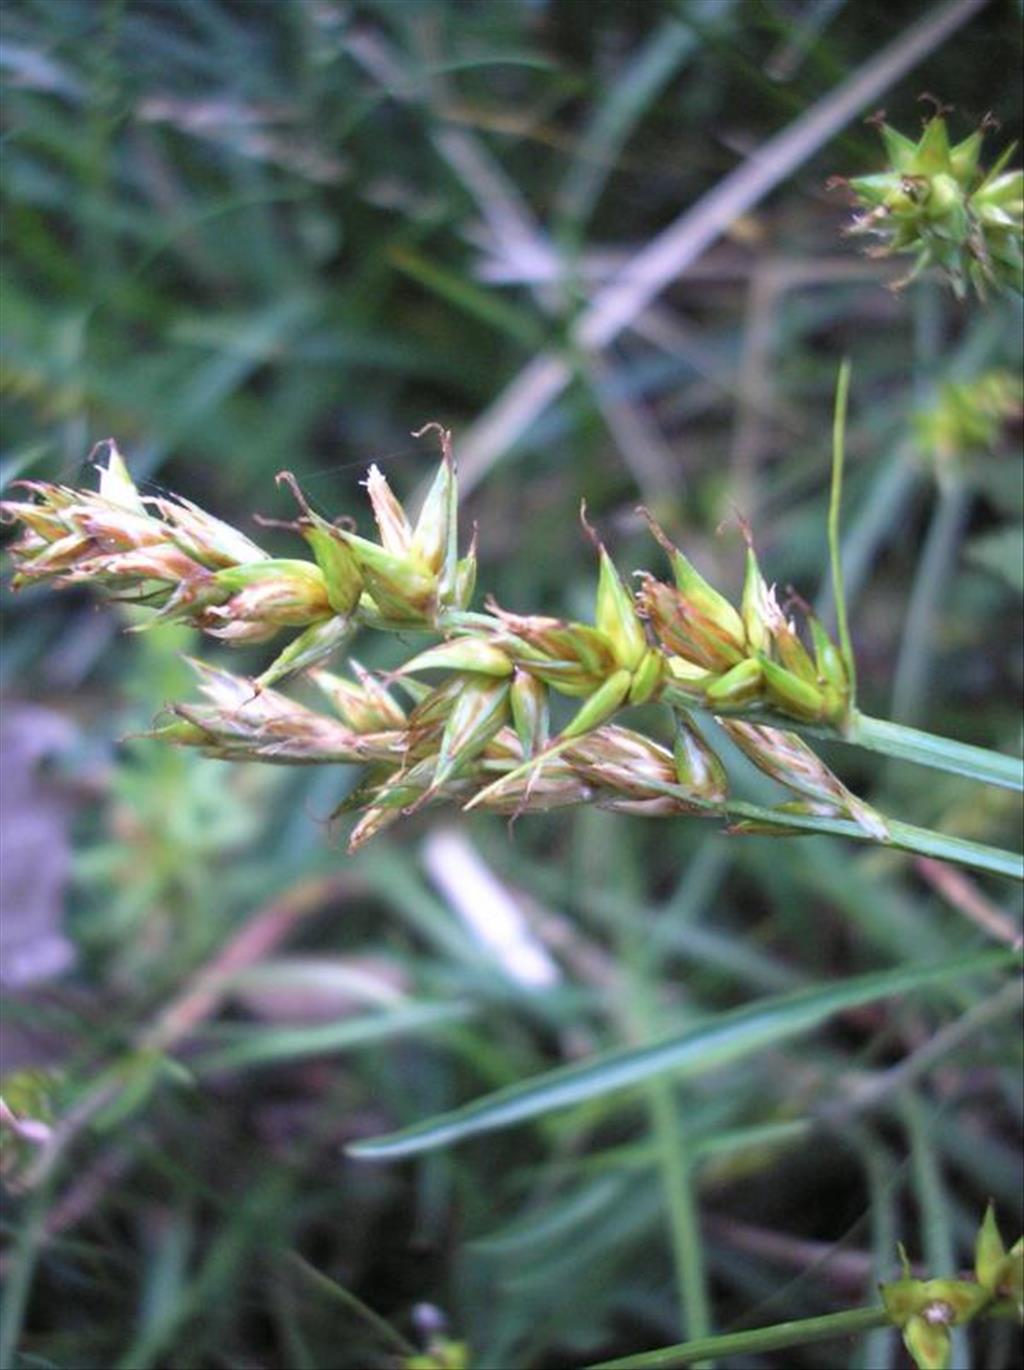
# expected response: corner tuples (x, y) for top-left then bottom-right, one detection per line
(840, 106), (1023, 299)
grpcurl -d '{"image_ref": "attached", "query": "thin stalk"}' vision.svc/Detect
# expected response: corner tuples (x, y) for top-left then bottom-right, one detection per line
(584, 1305), (891, 1370)
(816, 442), (921, 624)
(646, 1081), (712, 1361)
(829, 360), (857, 695)
(620, 836), (714, 1360)
(0, 1183), (52, 1370)
(842, 711), (1023, 792)
(723, 800), (1023, 882)
(616, 770), (1022, 880)
(285, 1253), (417, 1358)
(902, 1093), (970, 1369)
(821, 980), (1024, 1125)
(852, 1130), (901, 1370)
(662, 686), (1024, 792)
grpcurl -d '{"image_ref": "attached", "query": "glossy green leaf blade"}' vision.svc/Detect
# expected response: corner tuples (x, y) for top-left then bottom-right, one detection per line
(348, 950), (1019, 1160)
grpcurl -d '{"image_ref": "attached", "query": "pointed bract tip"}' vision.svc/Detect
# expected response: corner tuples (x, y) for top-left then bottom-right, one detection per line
(735, 510), (755, 548)
(917, 92), (953, 118)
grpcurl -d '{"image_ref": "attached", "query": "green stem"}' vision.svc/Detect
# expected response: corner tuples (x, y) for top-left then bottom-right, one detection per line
(284, 1253), (417, 1358)
(816, 441), (921, 625)
(829, 359), (857, 696)
(663, 687), (1023, 793)
(723, 799), (1023, 882)
(0, 1183), (52, 1370)
(584, 1305), (891, 1370)
(854, 1131), (900, 1370)
(646, 1081), (712, 1359)
(843, 711), (1023, 792)
(902, 1092), (971, 1369)
(585, 763), (1022, 880)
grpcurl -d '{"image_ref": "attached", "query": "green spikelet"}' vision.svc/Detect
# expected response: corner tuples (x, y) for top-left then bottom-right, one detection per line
(843, 110), (1023, 298)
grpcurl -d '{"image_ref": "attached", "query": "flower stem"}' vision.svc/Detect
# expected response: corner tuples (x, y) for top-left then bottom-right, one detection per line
(646, 1080), (712, 1361)
(844, 711), (1023, 792)
(663, 684), (1023, 793)
(723, 799), (1023, 882)
(829, 359), (857, 696)
(584, 1305), (891, 1369)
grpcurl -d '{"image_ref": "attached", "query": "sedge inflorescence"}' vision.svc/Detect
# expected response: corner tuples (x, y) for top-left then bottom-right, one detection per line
(838, 103), (1023, 299)
(880, 1206), (1023, 1370)
(2, 433), (877, 852)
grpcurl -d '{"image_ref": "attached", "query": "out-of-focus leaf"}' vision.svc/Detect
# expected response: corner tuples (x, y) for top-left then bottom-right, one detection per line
(965, 525), (1024, 593)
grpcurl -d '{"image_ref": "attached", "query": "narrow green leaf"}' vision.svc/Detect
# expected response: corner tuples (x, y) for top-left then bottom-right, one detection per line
(348, 950), (1018, 1160)
(389, 246), (542, 347)
(194, 1001), (473, 1073)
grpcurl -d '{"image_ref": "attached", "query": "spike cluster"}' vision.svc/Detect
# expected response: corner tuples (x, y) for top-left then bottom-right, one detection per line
(2, 437), (875, 852)
(838, 107), (1023, 299)
(637, 513), (852, 727)
(913, 369), (1023, 471)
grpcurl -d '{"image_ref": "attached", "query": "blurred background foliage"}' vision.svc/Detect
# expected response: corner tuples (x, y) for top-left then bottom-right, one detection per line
(1, 1), (1022, 1367)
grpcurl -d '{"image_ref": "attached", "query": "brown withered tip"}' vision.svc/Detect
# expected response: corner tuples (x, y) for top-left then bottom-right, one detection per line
(636, 505), (676, 558)
(864, 109), (887, 130)
(411, 422), (454, 465)
(783, 585), (814, 618)
(917, 92), (953, 119)
(252, 513), (300, 532)
(275, 469), (313, 516)
(733, 509), (755, 548)
(578, 499), (602, 551)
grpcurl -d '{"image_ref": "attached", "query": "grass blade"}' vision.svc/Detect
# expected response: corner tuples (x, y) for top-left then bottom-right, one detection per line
(348, 949), (1018, 1160)
(194, 1000), (473, 1073)
(556, 14), (709, 236)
